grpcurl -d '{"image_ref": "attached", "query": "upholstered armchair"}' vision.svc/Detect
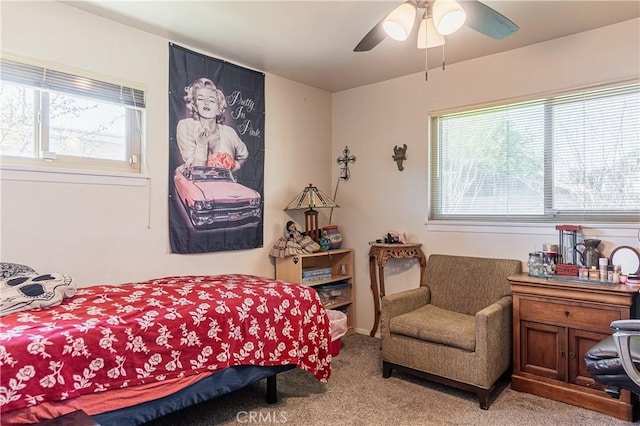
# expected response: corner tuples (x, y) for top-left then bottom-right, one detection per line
(380, 254), (522, 409)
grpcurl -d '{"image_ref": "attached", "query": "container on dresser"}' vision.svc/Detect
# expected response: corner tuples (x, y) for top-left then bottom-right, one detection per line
(275, 248), (355, 333)
(509, 273), (639, 421)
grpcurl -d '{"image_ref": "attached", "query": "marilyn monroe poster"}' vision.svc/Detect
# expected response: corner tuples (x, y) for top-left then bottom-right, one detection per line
(168, 44), (264, 254)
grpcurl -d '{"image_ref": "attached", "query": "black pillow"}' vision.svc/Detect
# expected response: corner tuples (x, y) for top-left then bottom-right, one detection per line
(0, 262), (37, 279)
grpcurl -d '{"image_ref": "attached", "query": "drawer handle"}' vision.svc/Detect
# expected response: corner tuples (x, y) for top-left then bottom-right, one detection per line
(564, 310), (570, 317)
(560, 350), (565, 357)
(569, 352), (575, 360)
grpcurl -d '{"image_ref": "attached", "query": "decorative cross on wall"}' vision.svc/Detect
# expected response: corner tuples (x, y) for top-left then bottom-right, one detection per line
(337, 146), (357, 180)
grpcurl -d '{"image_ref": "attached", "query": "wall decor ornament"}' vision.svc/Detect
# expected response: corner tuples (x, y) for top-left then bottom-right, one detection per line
(329, 146), (357, 225)
(393, 144), (407, 171)
(337, 146), (357, 181)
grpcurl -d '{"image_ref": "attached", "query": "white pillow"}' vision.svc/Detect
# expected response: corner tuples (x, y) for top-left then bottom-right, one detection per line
(0, 273), (76, 317)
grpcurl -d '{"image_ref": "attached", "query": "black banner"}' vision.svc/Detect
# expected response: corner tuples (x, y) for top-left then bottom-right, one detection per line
(168, 44), (264, 253)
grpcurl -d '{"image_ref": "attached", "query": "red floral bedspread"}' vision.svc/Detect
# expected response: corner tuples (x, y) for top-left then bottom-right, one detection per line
(0, 274), (331, 413)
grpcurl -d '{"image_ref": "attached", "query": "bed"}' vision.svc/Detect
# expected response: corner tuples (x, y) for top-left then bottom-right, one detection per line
(0, 271), (332, 425)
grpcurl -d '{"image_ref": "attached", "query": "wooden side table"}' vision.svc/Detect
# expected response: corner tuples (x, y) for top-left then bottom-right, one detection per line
(368, 242), (426, 336)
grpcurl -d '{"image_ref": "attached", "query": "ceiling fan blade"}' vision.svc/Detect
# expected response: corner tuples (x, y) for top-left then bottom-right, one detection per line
(462, 0), (519, 40)
(354, 19), (387, 52)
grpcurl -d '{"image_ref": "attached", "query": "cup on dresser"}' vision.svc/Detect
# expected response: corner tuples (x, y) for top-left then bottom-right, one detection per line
(579, 268), (589, 280)
(599, 257), (608, 280)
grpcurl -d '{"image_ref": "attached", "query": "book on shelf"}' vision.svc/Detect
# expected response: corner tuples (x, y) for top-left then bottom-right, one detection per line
(302, 267), (332, 278)
(302, 274), (332, 284)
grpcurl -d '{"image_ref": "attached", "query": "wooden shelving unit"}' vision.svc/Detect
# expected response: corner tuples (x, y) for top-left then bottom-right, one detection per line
(275, 248), (355, 333)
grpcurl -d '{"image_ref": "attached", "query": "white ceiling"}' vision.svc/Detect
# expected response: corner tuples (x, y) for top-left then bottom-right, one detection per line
(64, 0), (640, 93)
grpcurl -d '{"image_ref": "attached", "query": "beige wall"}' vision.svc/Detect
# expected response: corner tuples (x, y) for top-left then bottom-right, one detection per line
(332, 18), (640, 335)
(1, 2), (638, 336)
(0, 1), (333, 284)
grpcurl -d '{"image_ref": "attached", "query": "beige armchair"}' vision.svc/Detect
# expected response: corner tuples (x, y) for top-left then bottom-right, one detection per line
(381, 254), (522, 409)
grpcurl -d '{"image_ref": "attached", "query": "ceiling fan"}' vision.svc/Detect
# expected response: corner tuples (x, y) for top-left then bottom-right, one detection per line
(354, 0), (519, 52)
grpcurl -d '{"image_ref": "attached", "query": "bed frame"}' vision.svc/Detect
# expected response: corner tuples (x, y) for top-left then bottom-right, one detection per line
(94, 365), (295, 425)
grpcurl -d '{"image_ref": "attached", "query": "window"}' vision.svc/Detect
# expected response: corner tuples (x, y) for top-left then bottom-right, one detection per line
(429, 82), (640, 223)
(0, 57), (145, 174)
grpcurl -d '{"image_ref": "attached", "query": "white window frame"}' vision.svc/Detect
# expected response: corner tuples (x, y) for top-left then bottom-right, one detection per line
(428, 80), (640, 226)
(0, 54), (147, 184)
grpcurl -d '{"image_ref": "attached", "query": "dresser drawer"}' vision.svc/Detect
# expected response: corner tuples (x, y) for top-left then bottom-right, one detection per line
(519, 298), (621, 331)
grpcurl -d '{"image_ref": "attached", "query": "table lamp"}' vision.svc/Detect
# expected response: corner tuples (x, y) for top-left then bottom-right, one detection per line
(285, 184), (339, 241)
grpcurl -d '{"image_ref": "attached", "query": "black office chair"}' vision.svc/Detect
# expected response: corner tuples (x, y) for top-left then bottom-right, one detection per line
(584, 320), (640, 398)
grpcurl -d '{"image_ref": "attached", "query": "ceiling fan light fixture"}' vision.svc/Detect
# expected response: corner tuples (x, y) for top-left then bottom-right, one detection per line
(382, 2), (417, 41)
(433, 0), (466, 36)
(417, 17), (445, 49)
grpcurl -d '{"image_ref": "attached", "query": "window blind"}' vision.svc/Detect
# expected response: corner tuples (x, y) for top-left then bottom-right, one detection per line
(0, 58), (145, 108)
(429, 82), (640, 223)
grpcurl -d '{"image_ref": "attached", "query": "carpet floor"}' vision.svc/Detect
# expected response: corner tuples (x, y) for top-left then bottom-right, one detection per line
(145, 333), (636, 425)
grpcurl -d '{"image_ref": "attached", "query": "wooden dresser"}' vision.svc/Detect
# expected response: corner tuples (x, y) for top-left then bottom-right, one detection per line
(509, 273), (639, 421)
